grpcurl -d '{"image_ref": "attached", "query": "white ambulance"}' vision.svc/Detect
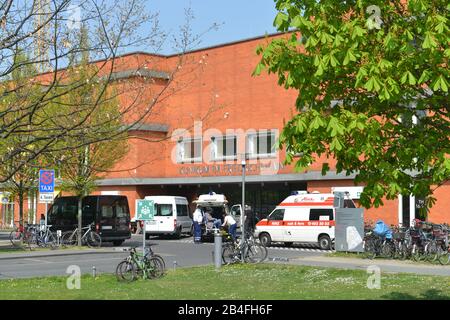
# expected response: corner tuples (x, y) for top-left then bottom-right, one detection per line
(254, 191), (356, 250)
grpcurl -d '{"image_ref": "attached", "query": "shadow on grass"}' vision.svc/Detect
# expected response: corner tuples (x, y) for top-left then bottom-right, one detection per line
(382, 289), (450, 300)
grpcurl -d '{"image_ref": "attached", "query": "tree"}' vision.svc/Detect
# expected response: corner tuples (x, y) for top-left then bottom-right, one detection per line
(0, 49), (43, 223)
(254, 0), (449, 209)
(54, 30), (128, 245)
(0, 1), (211, 183)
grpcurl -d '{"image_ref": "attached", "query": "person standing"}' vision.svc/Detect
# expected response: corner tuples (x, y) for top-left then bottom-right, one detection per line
(193, 207), (204, 243)
(222, 213), (237, 241)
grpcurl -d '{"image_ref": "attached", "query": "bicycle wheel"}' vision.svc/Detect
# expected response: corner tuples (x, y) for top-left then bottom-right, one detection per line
(146, 257), (165, 279)
(398, 242), (409, 261)
(381, 241), (395, 258)
(411, 244), (426, 261)
(222, 244), (237, 265)
(364, 239), (377, 259)
(244, 243), (268, 263)
(116, 260), (136, 282)
(61, 232), (77, 247)
(85, 231), (102, 248)
(150, 254), (166, 271)
(45, 233), (59, 249)
(9, 230), (24, 247)
(426, 242), (439, 262)
(438, 248), (449, 265)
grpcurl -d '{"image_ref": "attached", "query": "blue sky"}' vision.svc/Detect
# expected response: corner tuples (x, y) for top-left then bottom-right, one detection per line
(140, 0), (279, 55)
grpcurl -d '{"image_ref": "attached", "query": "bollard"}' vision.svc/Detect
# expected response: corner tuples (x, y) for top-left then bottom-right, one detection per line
(173, 261), (177, 270)
(92, 266), (96, 278)
(214, 229), (222, 270)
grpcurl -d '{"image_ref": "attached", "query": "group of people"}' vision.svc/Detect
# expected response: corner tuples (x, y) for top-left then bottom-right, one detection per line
(192, 207), (237, 243)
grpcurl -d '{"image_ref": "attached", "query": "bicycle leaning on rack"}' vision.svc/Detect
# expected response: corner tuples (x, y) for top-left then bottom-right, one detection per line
(115, 246), (165, 282)
(61, 223), (102, 248)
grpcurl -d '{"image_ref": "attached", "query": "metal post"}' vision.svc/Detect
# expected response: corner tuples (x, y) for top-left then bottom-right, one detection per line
(214, 229), (222, 269)
(241, 158), (246, 263)
(45, 202), (48, 226)
(142, 220), (146, 257)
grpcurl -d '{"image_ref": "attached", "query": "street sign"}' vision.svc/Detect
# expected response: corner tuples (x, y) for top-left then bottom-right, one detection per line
(39, 193), (54, 203)
(136, 200), (155, 221)
(39, 170), (55, 193)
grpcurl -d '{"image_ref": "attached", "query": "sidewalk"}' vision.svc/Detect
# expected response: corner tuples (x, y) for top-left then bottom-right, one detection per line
(274, 255), (450, 277)
(0, 246), (127, 260)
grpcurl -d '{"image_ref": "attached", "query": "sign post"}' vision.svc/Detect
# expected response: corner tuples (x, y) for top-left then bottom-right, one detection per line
(136, 200), (155, 255)
(39, 170), (55, 226)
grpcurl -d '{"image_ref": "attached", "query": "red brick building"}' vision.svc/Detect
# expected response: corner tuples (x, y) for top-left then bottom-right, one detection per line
(1, 34), (449, 227)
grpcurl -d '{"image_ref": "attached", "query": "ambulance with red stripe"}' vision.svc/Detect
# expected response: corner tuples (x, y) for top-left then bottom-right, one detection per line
(255, 191), (356, 250)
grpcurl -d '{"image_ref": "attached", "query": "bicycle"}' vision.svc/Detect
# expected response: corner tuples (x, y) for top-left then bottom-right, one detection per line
(115, 247), (165, 282)
(363, 231), (395, 259)
(221, 231), (267, 265)
(27, 224), (59, 249)
(9, 221), (39, 249)
(61, 223), (102, 248)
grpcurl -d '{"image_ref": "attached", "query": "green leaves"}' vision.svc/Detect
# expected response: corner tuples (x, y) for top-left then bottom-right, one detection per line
(432, 75), (449, 92)
(364, 76), (381, 92)
(274, 12), (289, 30)
(310, 113), (325, 130)
(343, 49), (357, 65)
(327, 117), (345, 137)
(255, 1), (450, 210)
(422, 32), (438, 49)
(400, 71), (417, 86)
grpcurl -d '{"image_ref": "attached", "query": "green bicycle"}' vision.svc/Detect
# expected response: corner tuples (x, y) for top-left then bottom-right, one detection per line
(116, 247), (165, 282)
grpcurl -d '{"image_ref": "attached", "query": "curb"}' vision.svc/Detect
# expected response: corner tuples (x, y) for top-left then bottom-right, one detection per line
(0, 248), (126, 260)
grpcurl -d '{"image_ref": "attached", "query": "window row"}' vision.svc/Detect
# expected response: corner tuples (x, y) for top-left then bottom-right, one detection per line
(177, 130), (278, 163)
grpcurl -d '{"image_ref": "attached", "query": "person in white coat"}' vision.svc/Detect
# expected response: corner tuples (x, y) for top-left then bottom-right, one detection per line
(193, 207), (204, 243)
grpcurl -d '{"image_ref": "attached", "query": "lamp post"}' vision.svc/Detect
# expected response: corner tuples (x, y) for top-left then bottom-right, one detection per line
(241, 156), (246, 262)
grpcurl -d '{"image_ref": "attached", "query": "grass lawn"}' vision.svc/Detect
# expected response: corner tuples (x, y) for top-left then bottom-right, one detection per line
(0, 264), (449, 300)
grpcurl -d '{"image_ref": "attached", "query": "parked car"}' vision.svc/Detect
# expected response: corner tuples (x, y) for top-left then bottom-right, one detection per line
(47, 195), (131, 246)
(141, 196), (192, 239)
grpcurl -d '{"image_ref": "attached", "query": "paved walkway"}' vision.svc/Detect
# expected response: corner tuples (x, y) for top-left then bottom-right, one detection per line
(0, 247), (126, 260)
(273, 255), (450, 277)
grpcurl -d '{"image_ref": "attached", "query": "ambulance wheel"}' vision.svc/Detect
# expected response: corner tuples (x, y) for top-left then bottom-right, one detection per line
(318, 235), (331, 250)
(259, 233), (271, 247)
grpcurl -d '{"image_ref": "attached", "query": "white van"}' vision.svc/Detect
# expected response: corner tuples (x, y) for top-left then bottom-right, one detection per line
(254, 191), (356, 250)
(141, 196), (192, 239)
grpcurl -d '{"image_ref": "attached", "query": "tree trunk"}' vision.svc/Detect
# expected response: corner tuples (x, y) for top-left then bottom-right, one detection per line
(77, 195), (83, 246)
(18, 181), (24, 223)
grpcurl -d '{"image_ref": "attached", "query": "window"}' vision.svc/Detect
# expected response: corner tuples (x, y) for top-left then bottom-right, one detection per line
(309, 209), (334, 221)
(247, 130), (277, 158)
(176, 204), (188, 217)
(116, 205), (129, 218)
(101, 205), (114, 218)
(211, 136), (237, 160)
(156, 204), (173, 217)
(177, 138), (202, 163)
(268, 209), (285, 221)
